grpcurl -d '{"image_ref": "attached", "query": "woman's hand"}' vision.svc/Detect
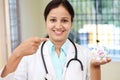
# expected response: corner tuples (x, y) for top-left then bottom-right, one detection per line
(90, 57), (111, 80)
(1, 37), (48, 77)
(13, 37), (48, 57)
(91, 57), (111, 67)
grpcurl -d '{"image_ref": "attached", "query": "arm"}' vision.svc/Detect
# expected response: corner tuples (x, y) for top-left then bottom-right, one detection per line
(90, 63), (101, 80)
(1, 51), (23, 77)
(1, 37), (48, 77)
(90, 58), (111, 80)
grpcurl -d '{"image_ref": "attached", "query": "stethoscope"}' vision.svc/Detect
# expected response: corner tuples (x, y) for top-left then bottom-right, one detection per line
(41, 38), (83, 80)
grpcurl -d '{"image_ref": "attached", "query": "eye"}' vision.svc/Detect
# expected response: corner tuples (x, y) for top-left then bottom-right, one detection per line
(50, 19), (56, 22)
(62, 19), (69, 23)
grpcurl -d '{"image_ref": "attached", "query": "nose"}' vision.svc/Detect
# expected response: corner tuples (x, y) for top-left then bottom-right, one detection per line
(55, 21), (62, 29)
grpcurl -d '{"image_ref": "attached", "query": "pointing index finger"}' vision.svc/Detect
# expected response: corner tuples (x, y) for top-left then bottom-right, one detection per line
(32, 37), (48, 44)
(39, 38), (48, 42)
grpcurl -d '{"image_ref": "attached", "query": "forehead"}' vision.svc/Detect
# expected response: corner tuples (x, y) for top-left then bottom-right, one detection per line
(48, 5), (71, 18)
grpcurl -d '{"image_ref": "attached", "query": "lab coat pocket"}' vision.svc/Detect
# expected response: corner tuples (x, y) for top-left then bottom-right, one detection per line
(62, 60), (83, 80)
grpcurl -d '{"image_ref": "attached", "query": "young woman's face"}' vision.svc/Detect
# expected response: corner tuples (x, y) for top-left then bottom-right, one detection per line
(46, 5), (72, 42)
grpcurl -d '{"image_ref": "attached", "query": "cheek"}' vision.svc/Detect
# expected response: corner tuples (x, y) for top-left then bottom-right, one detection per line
(66, 24), (72, 31)
(47, 25), (53, 31)
(46, 24), (54, 35)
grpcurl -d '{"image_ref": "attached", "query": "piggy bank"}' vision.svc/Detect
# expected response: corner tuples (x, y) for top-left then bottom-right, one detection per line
(91, 46), (108, 60)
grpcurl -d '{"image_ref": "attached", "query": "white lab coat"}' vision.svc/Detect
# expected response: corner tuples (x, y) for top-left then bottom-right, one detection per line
(0, 40), (92, 80)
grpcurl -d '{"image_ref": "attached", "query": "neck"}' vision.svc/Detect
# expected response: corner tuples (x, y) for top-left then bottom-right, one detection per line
(54, 41), (64, 57)
(50, 39), (66, 57)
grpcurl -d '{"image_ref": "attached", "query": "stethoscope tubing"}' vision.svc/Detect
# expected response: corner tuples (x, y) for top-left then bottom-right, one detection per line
(40, 38), (84, 80)
(41, 41), (48, 74)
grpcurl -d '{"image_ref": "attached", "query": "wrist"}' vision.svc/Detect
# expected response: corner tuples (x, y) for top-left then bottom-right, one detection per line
(12, 49), (24, 59)
(91, 63), (101, 68)
(90, 59), (101, 68)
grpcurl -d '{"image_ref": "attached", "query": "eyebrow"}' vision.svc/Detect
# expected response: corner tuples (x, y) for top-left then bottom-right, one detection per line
(49, 16), (70, 19)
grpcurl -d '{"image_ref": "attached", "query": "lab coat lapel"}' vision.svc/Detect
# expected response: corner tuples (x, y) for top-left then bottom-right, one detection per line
(62, 41), (74, 80)
(43, 42), (56, 79)
(62, 41), (83, 80)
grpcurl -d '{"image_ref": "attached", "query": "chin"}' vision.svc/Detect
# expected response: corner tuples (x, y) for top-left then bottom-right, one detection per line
(54, 38), (63, 41)
(49, 35), (67, 42)
(55, 37), (67, 42)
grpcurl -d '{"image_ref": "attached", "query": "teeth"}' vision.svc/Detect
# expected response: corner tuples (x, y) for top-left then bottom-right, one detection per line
(54, 30), (63, 35)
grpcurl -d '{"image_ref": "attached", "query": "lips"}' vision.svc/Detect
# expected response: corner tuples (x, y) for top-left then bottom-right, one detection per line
(53, 30), (64, 35)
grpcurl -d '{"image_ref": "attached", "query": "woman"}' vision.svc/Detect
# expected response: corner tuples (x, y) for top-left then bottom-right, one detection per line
(0, 0), (111, 80)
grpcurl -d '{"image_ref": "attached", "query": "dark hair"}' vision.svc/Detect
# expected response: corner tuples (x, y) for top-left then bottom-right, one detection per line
(44, 0), (74, 22)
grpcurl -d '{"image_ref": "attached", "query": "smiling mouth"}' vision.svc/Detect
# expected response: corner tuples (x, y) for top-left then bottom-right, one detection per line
(53, 30), (64, 35)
